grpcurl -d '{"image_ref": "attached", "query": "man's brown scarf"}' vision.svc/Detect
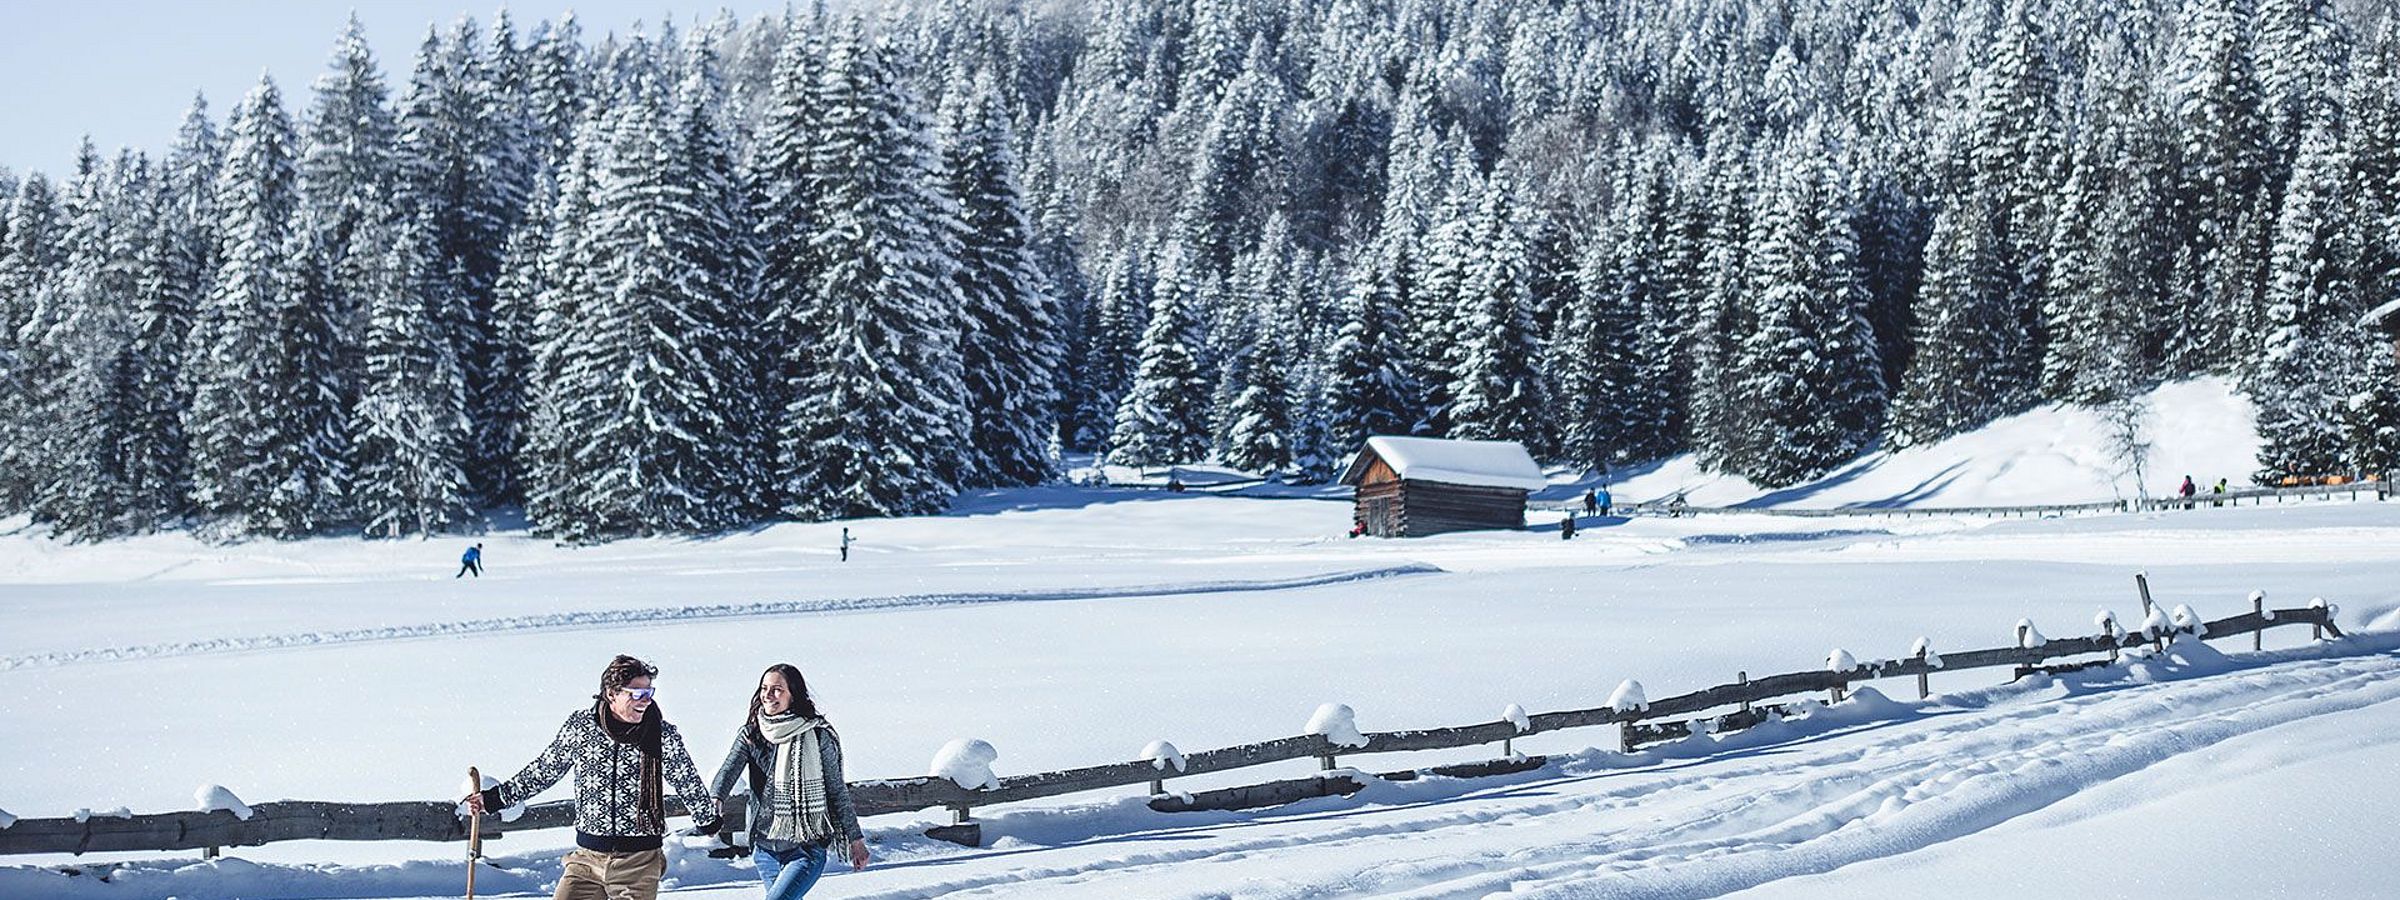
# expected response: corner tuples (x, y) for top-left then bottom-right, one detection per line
(597, 701), (665, 833)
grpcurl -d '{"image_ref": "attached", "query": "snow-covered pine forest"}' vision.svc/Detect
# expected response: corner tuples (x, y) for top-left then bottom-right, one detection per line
(5, 0), (2400, 542)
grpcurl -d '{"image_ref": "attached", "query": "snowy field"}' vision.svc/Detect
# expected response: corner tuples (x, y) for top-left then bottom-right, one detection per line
(6, 380), (2400, 899)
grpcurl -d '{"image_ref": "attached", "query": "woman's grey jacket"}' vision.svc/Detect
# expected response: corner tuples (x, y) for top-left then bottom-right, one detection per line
(711, 721), (865, 850)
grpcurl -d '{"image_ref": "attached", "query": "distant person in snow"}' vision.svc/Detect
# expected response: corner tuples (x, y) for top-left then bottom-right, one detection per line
(712, 664), (870, 898)
(1595, 486), (1613, 517)
(2212, 478), (2227, 507)
(2178, 475), (2196, 510)
(1561, 512), (1577, 540)
(465, 655), (722, 900)
(456, 542), (483, 578)
(839, 528), (852, 563)
(1581, 489), (1598, 516)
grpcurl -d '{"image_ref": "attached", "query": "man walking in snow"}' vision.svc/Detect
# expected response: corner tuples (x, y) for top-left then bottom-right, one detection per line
(1561, 512), (1577, 540)
(464, 655), (722, 900)
(2178, 475), (2196, 510)
(840, 528), (853, 562)
(456, 543), (483, 578)
(1581, 489), (1597, 517)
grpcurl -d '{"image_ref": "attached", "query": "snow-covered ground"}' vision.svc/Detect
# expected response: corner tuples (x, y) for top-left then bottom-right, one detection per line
(5, 379), (2398, 899)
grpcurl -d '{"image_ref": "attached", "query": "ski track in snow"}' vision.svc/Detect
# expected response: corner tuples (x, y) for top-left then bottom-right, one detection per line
(823, 636), (2400, 899)
(0, 564), (1442, 671)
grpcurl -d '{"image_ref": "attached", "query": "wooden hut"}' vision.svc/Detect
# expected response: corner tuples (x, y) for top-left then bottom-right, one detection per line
(1340, 436), (1547, 537)
(2365, 298), (2400, 368)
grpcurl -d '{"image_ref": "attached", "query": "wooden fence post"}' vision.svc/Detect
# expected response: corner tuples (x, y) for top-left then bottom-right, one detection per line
(1738, 671), (1750, 714)
(2252, 591), (2265, 652)
(1914, 647), (1930, 700)
(2136, 572), (2154, 621)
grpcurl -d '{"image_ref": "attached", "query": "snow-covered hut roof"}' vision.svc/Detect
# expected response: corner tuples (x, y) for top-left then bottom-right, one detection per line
(1340, 436), (1547, 491)
(2361, 297), (2400, 329)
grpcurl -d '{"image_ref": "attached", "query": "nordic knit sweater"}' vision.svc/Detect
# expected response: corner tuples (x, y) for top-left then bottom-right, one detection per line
(486, 708), (722, 846)
(710, 723), (864, 850)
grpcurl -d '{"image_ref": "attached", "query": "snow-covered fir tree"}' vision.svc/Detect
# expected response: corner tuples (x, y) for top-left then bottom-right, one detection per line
(774, 30), (966, 520)
(1110, 243), (1213, 468)
(0, 172), (64, 511)
(185, 76), (352, 537)
(347, 208), (471, 538)
(1737, 133), (1884, 486)
(1441, 164), (1545, 447)
(2250, 119), (2361, 481)
(940, 71), (1062, 487)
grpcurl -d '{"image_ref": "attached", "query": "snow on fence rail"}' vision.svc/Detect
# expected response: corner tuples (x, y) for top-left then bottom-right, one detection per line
(0, 591), (2346, 856)
(1603, 477), (2390, 520)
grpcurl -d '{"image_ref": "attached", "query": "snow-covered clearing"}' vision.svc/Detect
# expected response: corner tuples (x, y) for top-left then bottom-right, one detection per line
(4, 379), (2397, 898)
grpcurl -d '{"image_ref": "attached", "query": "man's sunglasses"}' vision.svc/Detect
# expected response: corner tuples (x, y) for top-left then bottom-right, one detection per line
(619, 687), (656, 701)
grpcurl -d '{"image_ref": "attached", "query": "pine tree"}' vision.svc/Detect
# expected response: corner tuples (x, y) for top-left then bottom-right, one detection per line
(31, 149), (154, 537)
(2164, 0), (2274, 372)
(775, 31), (967, 520)
(1221, 336), (1293, 473)
(1322, 237), (1416, 450)
(941, 72), (1062, 487)
(347, 208), (471, 537)
(1889, 185), (2032, 448)
(186, 75), (352, 537)
(300, 13), (398, 282)
(1721, 133), (1880, 486)
(2250, 119), (2359, 481)
(0, 173), (64, 510)
(1110, 243), (1212, 468)
(1442, 165), (1545, 447)
(1074, 240), (1149, 453)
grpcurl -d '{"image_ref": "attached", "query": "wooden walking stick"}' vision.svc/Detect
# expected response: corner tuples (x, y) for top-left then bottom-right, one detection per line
(466, 766), (483, 900)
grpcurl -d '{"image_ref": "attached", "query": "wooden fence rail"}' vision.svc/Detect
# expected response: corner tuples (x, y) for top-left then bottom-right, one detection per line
(1591, 477), (2389, 520)
(0, 603), (2343, 857)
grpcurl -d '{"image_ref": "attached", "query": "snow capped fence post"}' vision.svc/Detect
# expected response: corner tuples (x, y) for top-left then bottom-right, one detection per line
(1737, 671), (1750, 714)
(1306, 704), (1367, 770)
(2312, 597), (2331, 641)
(1826, 650), (1856, 703)
(2251, 591), (2266, 651)
(926, 739), (1000, 847)
(2096, 610), (2124, 662)
(1909, 640), (1933, 699)
(1608, 681), (1649, 752)
(2135, 572), (2155, 622)
(1501, 705), (1531, 758)
(1143, 741), (1185, 796)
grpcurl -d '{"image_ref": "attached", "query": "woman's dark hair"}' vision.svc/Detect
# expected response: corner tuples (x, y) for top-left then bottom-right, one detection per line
(595, 654), (659, 700)
(746, 663), (820, 740)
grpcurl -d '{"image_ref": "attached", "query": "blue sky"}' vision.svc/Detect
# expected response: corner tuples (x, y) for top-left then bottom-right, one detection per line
(1, 2), (796, 180)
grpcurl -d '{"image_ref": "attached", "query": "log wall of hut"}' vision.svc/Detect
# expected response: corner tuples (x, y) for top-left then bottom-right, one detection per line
(1391, 481), (1530, 536)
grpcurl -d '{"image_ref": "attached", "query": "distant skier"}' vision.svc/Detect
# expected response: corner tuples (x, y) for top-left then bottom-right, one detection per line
(1561, 512), (1577, 540)
(1581, 489), (1598, 517)
(2212, 478), (2227, 507)
(839, 528), (852, 563)
(1595, 486), (1613, 517)
(456, 542), (483, 578)
(2178, 475), (2196, 510)
(463, 655), (723, 900)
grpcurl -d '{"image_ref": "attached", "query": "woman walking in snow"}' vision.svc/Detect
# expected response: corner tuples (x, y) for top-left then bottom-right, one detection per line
(714, 664), (869, 898)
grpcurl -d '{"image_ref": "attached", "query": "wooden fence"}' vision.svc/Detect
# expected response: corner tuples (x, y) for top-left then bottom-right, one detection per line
(1601, 476), (2390, 520)
(0, 589), (2346, 857)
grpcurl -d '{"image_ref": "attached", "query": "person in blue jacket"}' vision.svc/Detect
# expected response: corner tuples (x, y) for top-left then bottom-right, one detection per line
(457, 543), (484, 578)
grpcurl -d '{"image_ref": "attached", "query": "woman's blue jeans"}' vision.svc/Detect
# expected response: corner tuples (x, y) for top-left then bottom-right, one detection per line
(754, 841), (827, 899)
